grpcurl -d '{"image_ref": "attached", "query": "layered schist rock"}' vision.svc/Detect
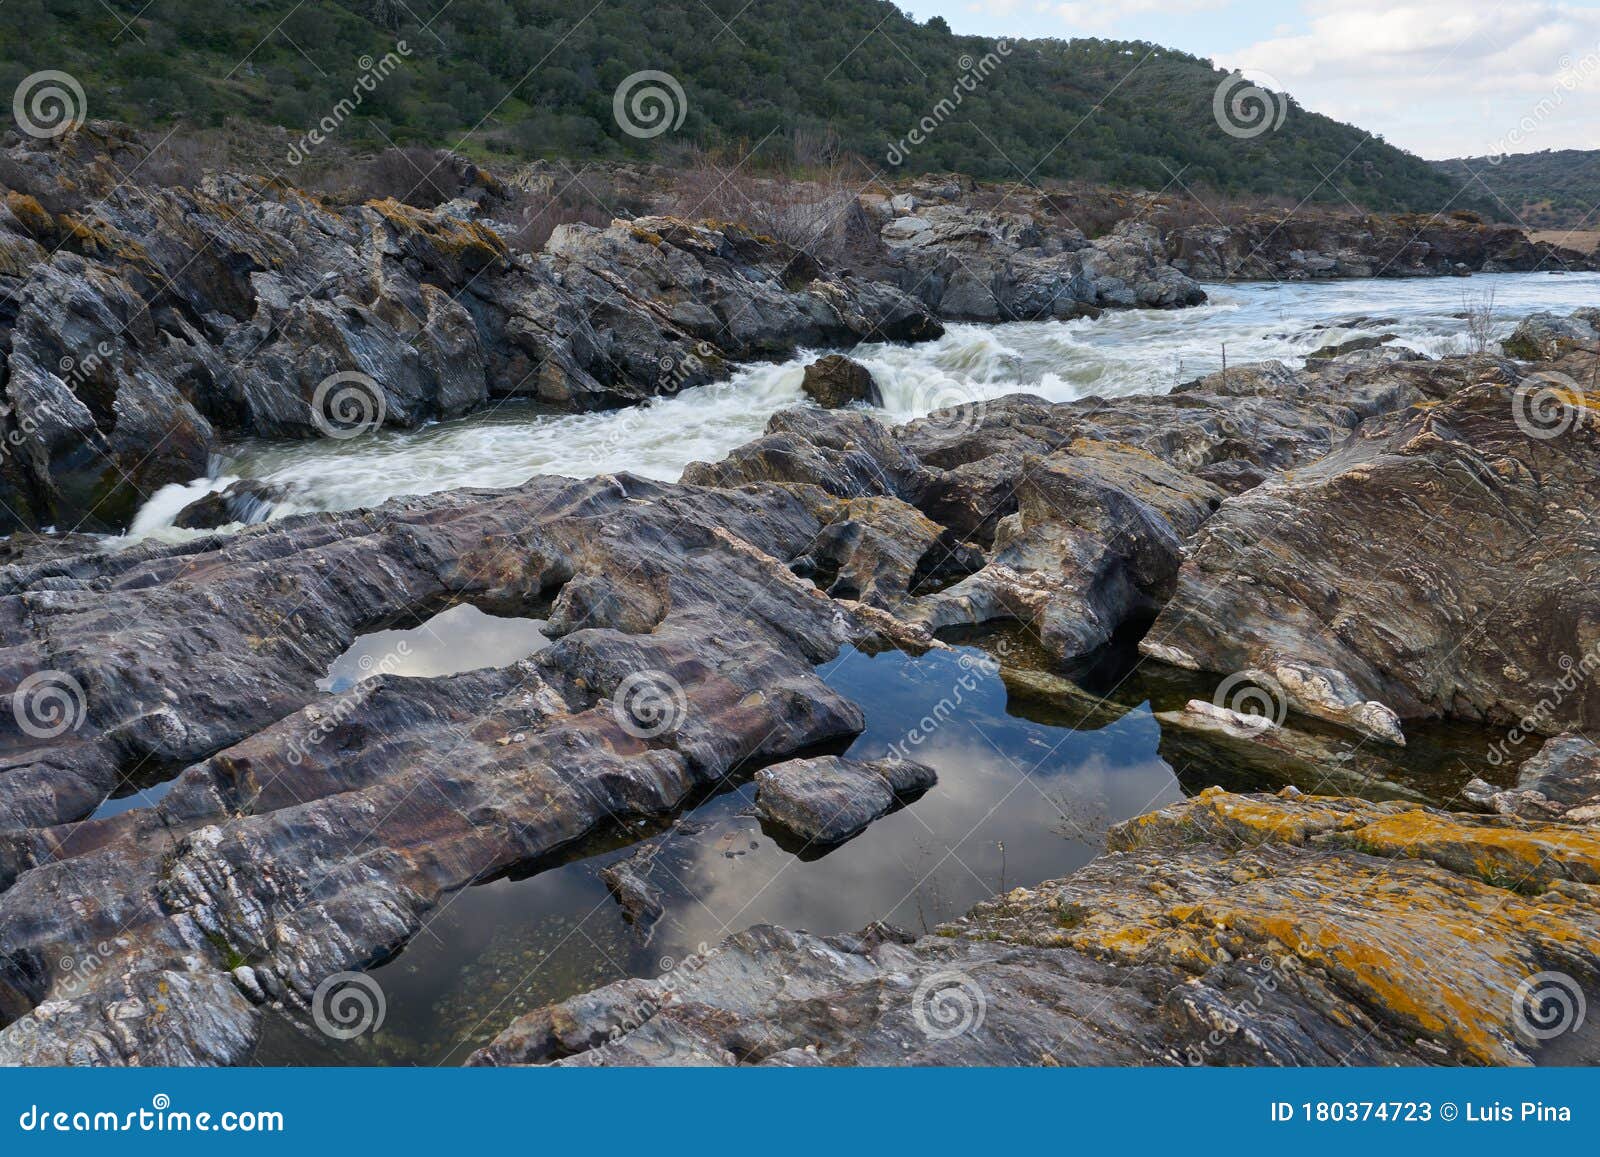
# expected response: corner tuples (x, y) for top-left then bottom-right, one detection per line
(2, 299), (1598, 1067)
(0, 128), (940, 531)
(0, 472), (942, 1063)
(878, 205), (1204, 318)
(472, 788), (1600, 1066)
(1140, 375), (1600, 744)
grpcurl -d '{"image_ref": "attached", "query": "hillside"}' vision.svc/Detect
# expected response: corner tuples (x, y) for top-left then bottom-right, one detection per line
(1432, 150), (1599, 230)
(6, 0), (1484, 213)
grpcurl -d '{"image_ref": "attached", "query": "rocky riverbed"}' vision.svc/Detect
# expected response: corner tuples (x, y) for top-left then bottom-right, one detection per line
(2, 129), (1599, 1067)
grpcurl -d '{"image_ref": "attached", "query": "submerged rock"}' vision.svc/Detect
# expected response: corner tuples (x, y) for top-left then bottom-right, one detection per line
(753, 755), (936, 846)
(172, 480), (290, 529)
(1465, 733), (1600, 824)
(474, 787), (1600, 1066)
(801, 355), (881, 409)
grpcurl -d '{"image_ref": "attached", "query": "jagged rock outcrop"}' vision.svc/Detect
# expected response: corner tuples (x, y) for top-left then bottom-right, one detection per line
(1142, 377), (1600, 743)
(879, 205), (1205, 318)
(471, 787), (1600, 1066)
(689, 350), (1508, 665)
(0, 128), (940, 531)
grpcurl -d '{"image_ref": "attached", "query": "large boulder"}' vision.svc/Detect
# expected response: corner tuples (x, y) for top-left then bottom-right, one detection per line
(800, 354), (881, 408)
(1501, 309), (1600, 360)
(1142, 379), (1600, 742)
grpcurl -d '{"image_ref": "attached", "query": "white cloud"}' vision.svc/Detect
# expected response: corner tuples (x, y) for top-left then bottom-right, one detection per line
(1052, 0), (1234, 31)
(1222, 0), (1600, 158)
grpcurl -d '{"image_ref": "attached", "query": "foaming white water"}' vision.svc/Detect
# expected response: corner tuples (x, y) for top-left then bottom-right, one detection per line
(127, 271), (1600, 540)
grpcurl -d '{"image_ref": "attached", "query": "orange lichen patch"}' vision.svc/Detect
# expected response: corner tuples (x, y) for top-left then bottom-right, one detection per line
(986, 789), (1600, 1064)
(57, 214), (147, 263)
(366, 197), (506, 266)
(1330, 809), (1600, 890)
(4, 191), (56, 240)
(0, 232), (45, 277)
(628, 225), (664, 246)
(1200, 859), (1599, 1065)
(1110, 786), (1385, 852)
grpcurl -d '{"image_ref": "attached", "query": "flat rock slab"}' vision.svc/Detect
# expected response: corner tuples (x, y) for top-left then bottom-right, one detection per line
(753, 755), (936, 846)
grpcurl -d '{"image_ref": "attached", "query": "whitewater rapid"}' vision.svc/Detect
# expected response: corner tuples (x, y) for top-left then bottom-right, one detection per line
(129, 271), (1600, 539)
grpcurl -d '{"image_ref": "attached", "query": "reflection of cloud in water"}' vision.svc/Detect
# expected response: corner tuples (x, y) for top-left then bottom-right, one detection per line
(647, 731), (1181, 961)
(320, 603), (548, 692)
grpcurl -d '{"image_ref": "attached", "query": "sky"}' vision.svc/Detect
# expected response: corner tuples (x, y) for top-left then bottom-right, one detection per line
(892, 0), (1600, 159)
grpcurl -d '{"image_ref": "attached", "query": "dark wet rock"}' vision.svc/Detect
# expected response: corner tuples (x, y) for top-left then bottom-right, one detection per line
(801, 355), (881, 409)
(1465, 734), (1600, 824)
(473, 787), (1600, 1066)
(753, 755), (936, 846)
(602, 845), (668, 929)
(171, 480), (290, 529)
(1501, 309), (1600, 360)
(1306, 333), (1396, 360)
(0, 133), (940, 532)
(0, 469), (930, 1064)
(1142, 378), (1600, 743)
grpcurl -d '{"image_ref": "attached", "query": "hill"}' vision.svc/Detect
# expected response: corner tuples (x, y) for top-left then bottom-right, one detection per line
(1432, 150), (1600, 230)
(5, 0), (1484, 213)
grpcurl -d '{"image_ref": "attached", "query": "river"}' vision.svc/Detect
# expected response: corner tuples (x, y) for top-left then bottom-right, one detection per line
(129, 271), (1600, 536)
(114, 271), (1590, 1062)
